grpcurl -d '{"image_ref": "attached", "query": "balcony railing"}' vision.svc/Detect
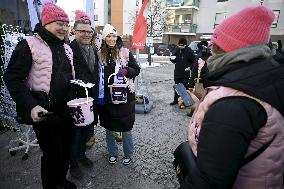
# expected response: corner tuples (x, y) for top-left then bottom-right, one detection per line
(165, 23), (197, 34)
(166, 0), (199, 8)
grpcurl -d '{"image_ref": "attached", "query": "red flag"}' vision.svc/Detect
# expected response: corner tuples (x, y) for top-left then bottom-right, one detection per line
(132, 0), (150, 49)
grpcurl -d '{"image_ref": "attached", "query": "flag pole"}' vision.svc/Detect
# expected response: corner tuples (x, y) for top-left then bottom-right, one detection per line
(136, 48), (139, 62)
(135, 48), (140, 94)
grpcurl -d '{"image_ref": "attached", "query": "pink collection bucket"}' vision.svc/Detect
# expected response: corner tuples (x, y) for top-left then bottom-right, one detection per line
(67, 97), (94, 126)
(108, 73), (128, 104)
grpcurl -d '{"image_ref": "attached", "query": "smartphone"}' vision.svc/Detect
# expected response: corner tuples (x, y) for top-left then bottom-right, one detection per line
(173, 83), (194, 107)
(38, 112), (53, 118)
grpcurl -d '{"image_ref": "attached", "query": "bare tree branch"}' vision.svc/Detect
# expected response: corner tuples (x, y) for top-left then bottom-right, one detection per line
(128, 0), (168, 37)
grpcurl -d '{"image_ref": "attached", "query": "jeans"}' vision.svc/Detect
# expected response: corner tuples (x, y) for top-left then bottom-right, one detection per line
(69, 124), (94, 166)
(106, 129), (133, 158)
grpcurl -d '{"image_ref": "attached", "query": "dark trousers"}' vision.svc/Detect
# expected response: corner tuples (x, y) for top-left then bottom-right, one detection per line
(33, 117), (71, 189)
(174, 77), (189, 102)
(69, 124), (94, 166)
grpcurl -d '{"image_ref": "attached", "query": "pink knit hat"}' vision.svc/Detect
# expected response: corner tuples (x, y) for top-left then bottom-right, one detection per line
(75, 10), (91, 21)
(211, 6), (275, 52)
(41, 3), (69, 26)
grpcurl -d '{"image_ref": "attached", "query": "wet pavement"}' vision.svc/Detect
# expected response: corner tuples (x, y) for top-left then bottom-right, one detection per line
(0, 62), (191, 189)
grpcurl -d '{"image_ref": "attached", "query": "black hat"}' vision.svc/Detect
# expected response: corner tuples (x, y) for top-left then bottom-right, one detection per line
(178, 38), (187, 46)
(116, 36), (124, 49)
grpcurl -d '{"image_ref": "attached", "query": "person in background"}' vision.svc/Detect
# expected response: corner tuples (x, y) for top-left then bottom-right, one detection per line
(270, 41), (284, 64)
(178, 6), (284, 189)
(277, 39), (283, 52)
(187, 40), (210, 105)
(195, 40), (211, 61)
(69, 10), (98, 179)
(4, 3), (77, 189)
(170, 38), (196, 105)
(96, 24), (140, 165)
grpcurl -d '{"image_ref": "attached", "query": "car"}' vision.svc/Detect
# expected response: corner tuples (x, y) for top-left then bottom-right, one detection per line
(157, 44), (177, 56)
(157, 44), (170, 56)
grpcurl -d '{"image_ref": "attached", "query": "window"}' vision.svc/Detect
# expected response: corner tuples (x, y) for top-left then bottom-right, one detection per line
(214, 12), (226, 28)
(182, 14), (191, 23)
(174, 15), (180, 23)
(94, 15), (98, 21)
(272, 10), (280, 28)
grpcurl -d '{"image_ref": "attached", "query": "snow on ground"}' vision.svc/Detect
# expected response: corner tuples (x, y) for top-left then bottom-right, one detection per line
(139, 62), (161, 68)
(133, 54), (171, 68)
(133, 54), (171, 59)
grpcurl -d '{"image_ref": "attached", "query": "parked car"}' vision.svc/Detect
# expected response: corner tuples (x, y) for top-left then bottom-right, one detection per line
(157, 44), (170, 56)
(157, 44), (177, 56)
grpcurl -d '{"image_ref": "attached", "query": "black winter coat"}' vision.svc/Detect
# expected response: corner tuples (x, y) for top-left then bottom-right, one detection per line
(180, 58), (284, 189)
(273, 50), (284, 64)
(98, 48), (140, 132)
(70, 40), (99, 124)
(171, 46), (196, 81)
(171, 47), (197, 87)
(4, 23), (74, 123)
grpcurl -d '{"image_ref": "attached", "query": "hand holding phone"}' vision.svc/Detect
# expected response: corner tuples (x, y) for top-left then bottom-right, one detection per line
(174, 83), (194, 107)
(38, 112), (53, 118)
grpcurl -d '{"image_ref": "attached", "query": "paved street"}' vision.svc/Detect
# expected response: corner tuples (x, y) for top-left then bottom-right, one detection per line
(0, 62), (191, 189)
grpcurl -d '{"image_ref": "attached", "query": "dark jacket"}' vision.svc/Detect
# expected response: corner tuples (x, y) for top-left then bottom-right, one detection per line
(180, 58), (284, 189)
(70, 40), (99, 124)
(171, 46), (197, 87)
(4, 23), (74, 123)
(98, 47), (140, 132)
(273, 50), (284, 64)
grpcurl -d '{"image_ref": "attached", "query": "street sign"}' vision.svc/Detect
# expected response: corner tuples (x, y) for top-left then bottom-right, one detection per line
(150, 46), (155, 54)
(146, 36), (153, 47)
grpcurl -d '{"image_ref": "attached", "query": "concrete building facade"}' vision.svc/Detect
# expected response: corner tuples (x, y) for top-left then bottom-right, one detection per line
(93, 0), (137, 35)
(164, 0), (284, 45)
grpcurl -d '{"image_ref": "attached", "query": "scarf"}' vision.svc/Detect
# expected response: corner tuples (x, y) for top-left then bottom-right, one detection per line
(207, 44), (272, 72)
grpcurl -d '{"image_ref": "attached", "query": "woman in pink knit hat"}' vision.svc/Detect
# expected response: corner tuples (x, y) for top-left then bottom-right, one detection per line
(4, 3), (77, 189)
(75, 10), (91, 23)
(176, 6), (284, 189)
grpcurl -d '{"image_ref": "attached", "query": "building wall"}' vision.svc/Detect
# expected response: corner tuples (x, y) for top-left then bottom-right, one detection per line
(94, 0), (108, 27)
(111, 0), (123, 35)
(197, 0), (284, 40)
(123, 0), (136, 35)
(93, 0), (138, 35)
(196, 0), (217, 34)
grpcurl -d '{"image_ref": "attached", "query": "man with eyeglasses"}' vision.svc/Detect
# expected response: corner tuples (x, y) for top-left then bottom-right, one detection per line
(69, 11), (99, 179)
(170, 37), (196, 105)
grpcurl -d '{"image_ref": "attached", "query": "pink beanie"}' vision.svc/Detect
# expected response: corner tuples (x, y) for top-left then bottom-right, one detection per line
(75, 10), (91, 21)
(211, 6), (275, 52)
(41, 3), (69, 26)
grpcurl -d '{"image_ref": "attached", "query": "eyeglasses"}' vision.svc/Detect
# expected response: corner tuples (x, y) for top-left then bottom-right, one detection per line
(55, 22), (70, 28)
(178, 44), (185, 47)
(75, 30), (94, 35)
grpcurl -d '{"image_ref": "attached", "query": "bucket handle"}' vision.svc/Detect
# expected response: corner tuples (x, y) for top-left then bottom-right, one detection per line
(70, 79), (95, 105)
(108, 73), (128, 85)
(85, 87), (89, 104)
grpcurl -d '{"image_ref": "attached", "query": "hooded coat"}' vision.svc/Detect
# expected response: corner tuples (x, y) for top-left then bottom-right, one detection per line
(181, 45), (284, 189)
